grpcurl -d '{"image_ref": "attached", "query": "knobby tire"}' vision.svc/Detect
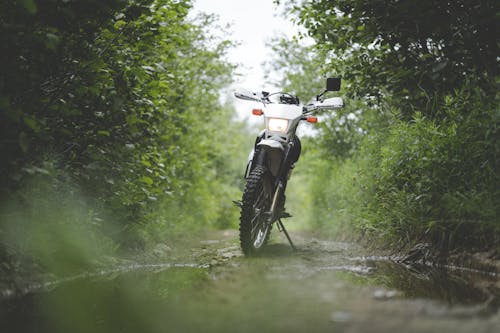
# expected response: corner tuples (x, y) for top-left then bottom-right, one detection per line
(239, 166), (272, 256)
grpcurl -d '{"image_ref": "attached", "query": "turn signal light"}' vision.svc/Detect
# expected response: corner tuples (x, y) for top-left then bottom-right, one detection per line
(252, 108), (263, 116)
(306, 116), (318, 123)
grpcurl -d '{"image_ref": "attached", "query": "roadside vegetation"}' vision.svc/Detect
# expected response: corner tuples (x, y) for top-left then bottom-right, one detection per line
(273, 0), (499, 253)
(0, 0), (498, 284)
(0, 0), (253, 278)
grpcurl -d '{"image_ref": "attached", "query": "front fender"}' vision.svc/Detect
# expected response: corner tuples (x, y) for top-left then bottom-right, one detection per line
(257, 139), (284, 151)
(257, 139), (284, 177)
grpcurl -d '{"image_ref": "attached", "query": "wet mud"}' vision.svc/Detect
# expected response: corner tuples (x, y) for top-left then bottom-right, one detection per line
(1, 229), (499, 332)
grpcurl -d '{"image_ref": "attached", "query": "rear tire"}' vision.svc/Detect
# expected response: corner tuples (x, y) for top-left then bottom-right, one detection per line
(239, 166), (273, 256)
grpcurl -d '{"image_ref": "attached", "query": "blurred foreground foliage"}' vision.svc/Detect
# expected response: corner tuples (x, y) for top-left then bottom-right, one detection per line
(0, 0), (248, 276)
(274, 0), (499, 251)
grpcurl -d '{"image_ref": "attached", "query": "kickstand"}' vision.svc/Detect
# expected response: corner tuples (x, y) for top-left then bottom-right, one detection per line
(277, 219), (296, 251)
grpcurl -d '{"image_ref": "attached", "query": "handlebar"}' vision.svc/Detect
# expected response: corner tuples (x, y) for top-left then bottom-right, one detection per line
(303, 97), (344, 113)
(235, 91), (343, 112)
(234, 91), (299, 105)
(234, 91), (264, 102)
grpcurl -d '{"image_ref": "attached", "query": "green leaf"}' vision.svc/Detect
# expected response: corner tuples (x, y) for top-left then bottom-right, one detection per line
(141, 159), (152, 167)
(45, 33), (61, 50)
(23, 116), (41, 132)
(97, 130), (110, 136)
(20, 0), (37, 14)
(140, 176), (154, 186)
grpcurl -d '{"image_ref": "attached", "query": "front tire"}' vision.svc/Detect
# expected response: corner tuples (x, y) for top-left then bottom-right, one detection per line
(239, 166), (273, 256)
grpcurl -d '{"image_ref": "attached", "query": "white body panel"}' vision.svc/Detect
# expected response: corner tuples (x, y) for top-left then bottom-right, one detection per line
(263, 103), (303, 120)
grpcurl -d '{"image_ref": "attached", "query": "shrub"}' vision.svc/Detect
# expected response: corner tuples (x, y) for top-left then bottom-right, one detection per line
(366, 87), (499, 250)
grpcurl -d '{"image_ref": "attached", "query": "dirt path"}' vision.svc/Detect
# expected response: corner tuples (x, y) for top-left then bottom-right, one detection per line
(1, 229), (499, 333)
(185, 229), (500, 332)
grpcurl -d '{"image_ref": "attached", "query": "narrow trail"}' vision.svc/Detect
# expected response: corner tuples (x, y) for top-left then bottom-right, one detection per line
(1, 229), (499, 333)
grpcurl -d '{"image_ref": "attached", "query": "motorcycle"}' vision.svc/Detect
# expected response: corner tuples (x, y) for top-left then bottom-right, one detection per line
(234, 78), (344, 256)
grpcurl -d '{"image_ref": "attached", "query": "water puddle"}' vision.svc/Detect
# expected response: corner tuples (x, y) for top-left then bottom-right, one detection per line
(369, 260), (499, 306)
(0, 263), (208, 301)
(1, 237), (499, 332)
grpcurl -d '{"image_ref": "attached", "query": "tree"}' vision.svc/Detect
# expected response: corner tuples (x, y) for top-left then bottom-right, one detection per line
(263, 36), (325, 101)
(0, 0), (235, 229)
(286, 0), (499, 117)
(273, 0), (500, 250)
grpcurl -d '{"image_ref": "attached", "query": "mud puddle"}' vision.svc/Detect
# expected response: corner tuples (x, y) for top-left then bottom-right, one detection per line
(1, 229), (499, 332)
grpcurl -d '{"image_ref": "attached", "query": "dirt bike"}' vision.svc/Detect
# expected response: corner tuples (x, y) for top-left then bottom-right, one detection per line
(234, 78), (344, 256)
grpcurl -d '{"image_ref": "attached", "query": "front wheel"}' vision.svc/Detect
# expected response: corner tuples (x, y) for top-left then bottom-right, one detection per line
(239, 166), (273, 256)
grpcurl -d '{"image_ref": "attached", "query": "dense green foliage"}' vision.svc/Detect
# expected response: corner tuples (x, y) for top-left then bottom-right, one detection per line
(291, 0), (499, 117)
(275, 0), (499, 251)
(0, 0), (248, 275)
(1, 0), (498, 280)
(371, 93), (499, 248)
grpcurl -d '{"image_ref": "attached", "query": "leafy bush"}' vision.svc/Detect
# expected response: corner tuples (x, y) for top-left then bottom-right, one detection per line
(274, 0), (499, 252)
(312, 86), (500, 251)
(0, 0), (248, 278)
(0, 159), (118, 276)
(367, 87), (499, 250)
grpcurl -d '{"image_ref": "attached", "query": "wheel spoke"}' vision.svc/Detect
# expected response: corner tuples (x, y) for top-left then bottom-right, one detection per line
(249, 211), (262, 237)
(253, 190), (264, 210)
(250, 188), (269, 241)
(251, 217), (263, 239)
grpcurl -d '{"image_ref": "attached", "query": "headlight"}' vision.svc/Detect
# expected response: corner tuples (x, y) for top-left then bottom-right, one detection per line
(267, 118), (289, 133)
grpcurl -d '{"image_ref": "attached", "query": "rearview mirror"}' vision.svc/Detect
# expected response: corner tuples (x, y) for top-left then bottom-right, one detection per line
(326, 77), (341, 91)
(316, 77), (342, 101)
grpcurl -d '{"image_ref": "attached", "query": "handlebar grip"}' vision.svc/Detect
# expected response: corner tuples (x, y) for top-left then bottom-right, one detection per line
(234, 91), (262, 102)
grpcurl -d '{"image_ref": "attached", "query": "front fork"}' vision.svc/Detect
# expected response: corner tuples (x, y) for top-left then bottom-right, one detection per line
(259, 147), (293, 224)
(246, 134), (299, 219)
(243, 142), (297, 251)
(268, 181), (284, 223)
